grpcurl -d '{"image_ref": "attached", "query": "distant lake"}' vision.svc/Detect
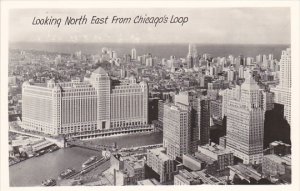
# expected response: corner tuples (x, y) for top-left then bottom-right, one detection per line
(10, 42), (289, 60)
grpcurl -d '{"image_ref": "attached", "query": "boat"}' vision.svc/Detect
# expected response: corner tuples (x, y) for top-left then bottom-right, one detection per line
(58, 168), (76, 179)
(42, 178), (56, 186)
(82, 156), (97, 168)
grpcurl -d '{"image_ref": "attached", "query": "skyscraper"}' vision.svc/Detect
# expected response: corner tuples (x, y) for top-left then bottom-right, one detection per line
(174, 92), (210, 153)
(163, 102), (191, 159)
(131, 48), (137, 61)
(271, 48), (291, 124)
(225, 70), (264, 164)
(22, 67), (148, 137)
(186, 44), (199, 68)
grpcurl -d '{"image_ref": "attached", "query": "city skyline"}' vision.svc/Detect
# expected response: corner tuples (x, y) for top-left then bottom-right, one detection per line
(4, 2), (297, 187)
(7, 42), (293, 186)
(10, 8), (290, 44)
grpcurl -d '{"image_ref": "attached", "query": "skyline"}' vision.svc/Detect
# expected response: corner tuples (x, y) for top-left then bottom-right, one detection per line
(10, 8), (290, 44)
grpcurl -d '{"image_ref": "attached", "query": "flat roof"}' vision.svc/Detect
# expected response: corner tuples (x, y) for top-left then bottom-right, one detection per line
(264, 154), (291, 166)
(137, 178), (160, 185)
(148, 147), (171, 162)
(199, 143), (232, 155)
(228, 164), (261, 181)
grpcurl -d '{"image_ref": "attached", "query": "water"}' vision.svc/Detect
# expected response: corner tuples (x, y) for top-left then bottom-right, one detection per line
(84, 131), (163, 148)
(10, 42), (289, 60)
(9, 132), (163, 187)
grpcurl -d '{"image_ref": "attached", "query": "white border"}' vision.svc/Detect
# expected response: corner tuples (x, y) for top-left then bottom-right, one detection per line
(1, 1), (300, 191)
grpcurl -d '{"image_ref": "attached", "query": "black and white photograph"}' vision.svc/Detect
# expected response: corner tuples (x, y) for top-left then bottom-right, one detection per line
(1, 1), (300, 190)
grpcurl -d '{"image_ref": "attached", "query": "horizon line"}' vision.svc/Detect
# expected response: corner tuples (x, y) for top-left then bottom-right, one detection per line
(9, 41), (291, 46)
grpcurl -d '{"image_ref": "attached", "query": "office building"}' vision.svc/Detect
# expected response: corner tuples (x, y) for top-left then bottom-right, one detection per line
(174, 92), (210, 152)
(163, 102), (191, 159)
(146, 147), (179, 183)
(262, 154), (291, 177)
(271, 48), (291, 124)
(22, 67), (148, 137)
(186, 44), (199, 68)
(198, 143), (234, 171)
(225, 70), (264, 164)
(113, 155), (145, 185)
(131, 48), (137, 60)
(174, 169), (203, 185)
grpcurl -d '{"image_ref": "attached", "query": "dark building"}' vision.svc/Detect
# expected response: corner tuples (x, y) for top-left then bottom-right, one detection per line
(264, 103), (291, 148)
(148, 98), (159, 123)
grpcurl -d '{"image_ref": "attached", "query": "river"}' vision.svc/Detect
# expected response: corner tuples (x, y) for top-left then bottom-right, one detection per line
(9, 131), (163, 187)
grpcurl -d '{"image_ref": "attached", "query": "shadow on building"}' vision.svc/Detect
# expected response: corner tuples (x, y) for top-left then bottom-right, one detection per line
(264, 103), (291, 148)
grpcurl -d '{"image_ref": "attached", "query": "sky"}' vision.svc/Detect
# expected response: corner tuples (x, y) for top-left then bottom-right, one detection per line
(9, 8), (290, 44)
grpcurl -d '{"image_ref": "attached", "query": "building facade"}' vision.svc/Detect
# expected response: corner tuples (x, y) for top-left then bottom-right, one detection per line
(262, 154), (291, 177)
(174, 91), (210, 152)
(198, 143), (234, 171)
(146, 147), (178, 183)
(225, 70), (264, 164)
(271, 48), (291, 124)
(22, 67), (148, 136)
(163, 102), (191, 159)
(174, 169), (203, 185)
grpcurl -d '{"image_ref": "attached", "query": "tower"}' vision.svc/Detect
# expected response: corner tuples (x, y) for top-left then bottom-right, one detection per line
(163, 102), (191, 159)
(90, 67), (111, 130)
(131, 48), (137, 61)
(186, 44), (199, 69)
(271, 48), (291, 124)
(226, 70), (264, 164)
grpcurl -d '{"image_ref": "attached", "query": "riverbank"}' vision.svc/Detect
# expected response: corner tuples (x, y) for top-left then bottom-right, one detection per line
(9, 131), (163, 187)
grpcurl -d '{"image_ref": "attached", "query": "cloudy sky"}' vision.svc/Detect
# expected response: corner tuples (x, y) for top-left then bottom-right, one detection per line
(9, 8), (290, 44)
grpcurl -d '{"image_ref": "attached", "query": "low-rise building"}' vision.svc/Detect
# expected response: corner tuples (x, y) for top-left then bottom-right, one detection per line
(198, 143), (234, 171)
(146, 147), (179, 183)
(137, 178), (161, 185)
(111, 154), (145, 185)
(228, 163), (262, 183)
(269, 141), (291, 156)
(174, 169), (203, 185)
(183, 154), (205, 171)
(262, 154), (291, 177)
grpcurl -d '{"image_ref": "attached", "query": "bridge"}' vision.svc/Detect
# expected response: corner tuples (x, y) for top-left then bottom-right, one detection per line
(66, 139), (116, 152)
(9, 128), (65, 148)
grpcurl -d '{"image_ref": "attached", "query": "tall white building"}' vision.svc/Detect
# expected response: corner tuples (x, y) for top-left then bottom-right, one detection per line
(271, 48), (291, 124)
(186, 44), (199, 68)
(163, 102), (191, 159)
(131, 48), (137, 60)
(22, 67), (148, 137)
(225, 70), (264, 164)
(174, 91), (210, 152)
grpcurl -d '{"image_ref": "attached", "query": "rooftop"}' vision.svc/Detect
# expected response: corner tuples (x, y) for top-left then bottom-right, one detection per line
(122, 156), (144, 169)
(137, 178), (160, 185)
(264, 154), (291, 166)
(92, 67), (108, 75)
(194, 152), (216, 164)
(148, 147), (171, 162)
(270, 141), (291, 147)
(228, 163), (262, 181)
(199, 143), (232, 155)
